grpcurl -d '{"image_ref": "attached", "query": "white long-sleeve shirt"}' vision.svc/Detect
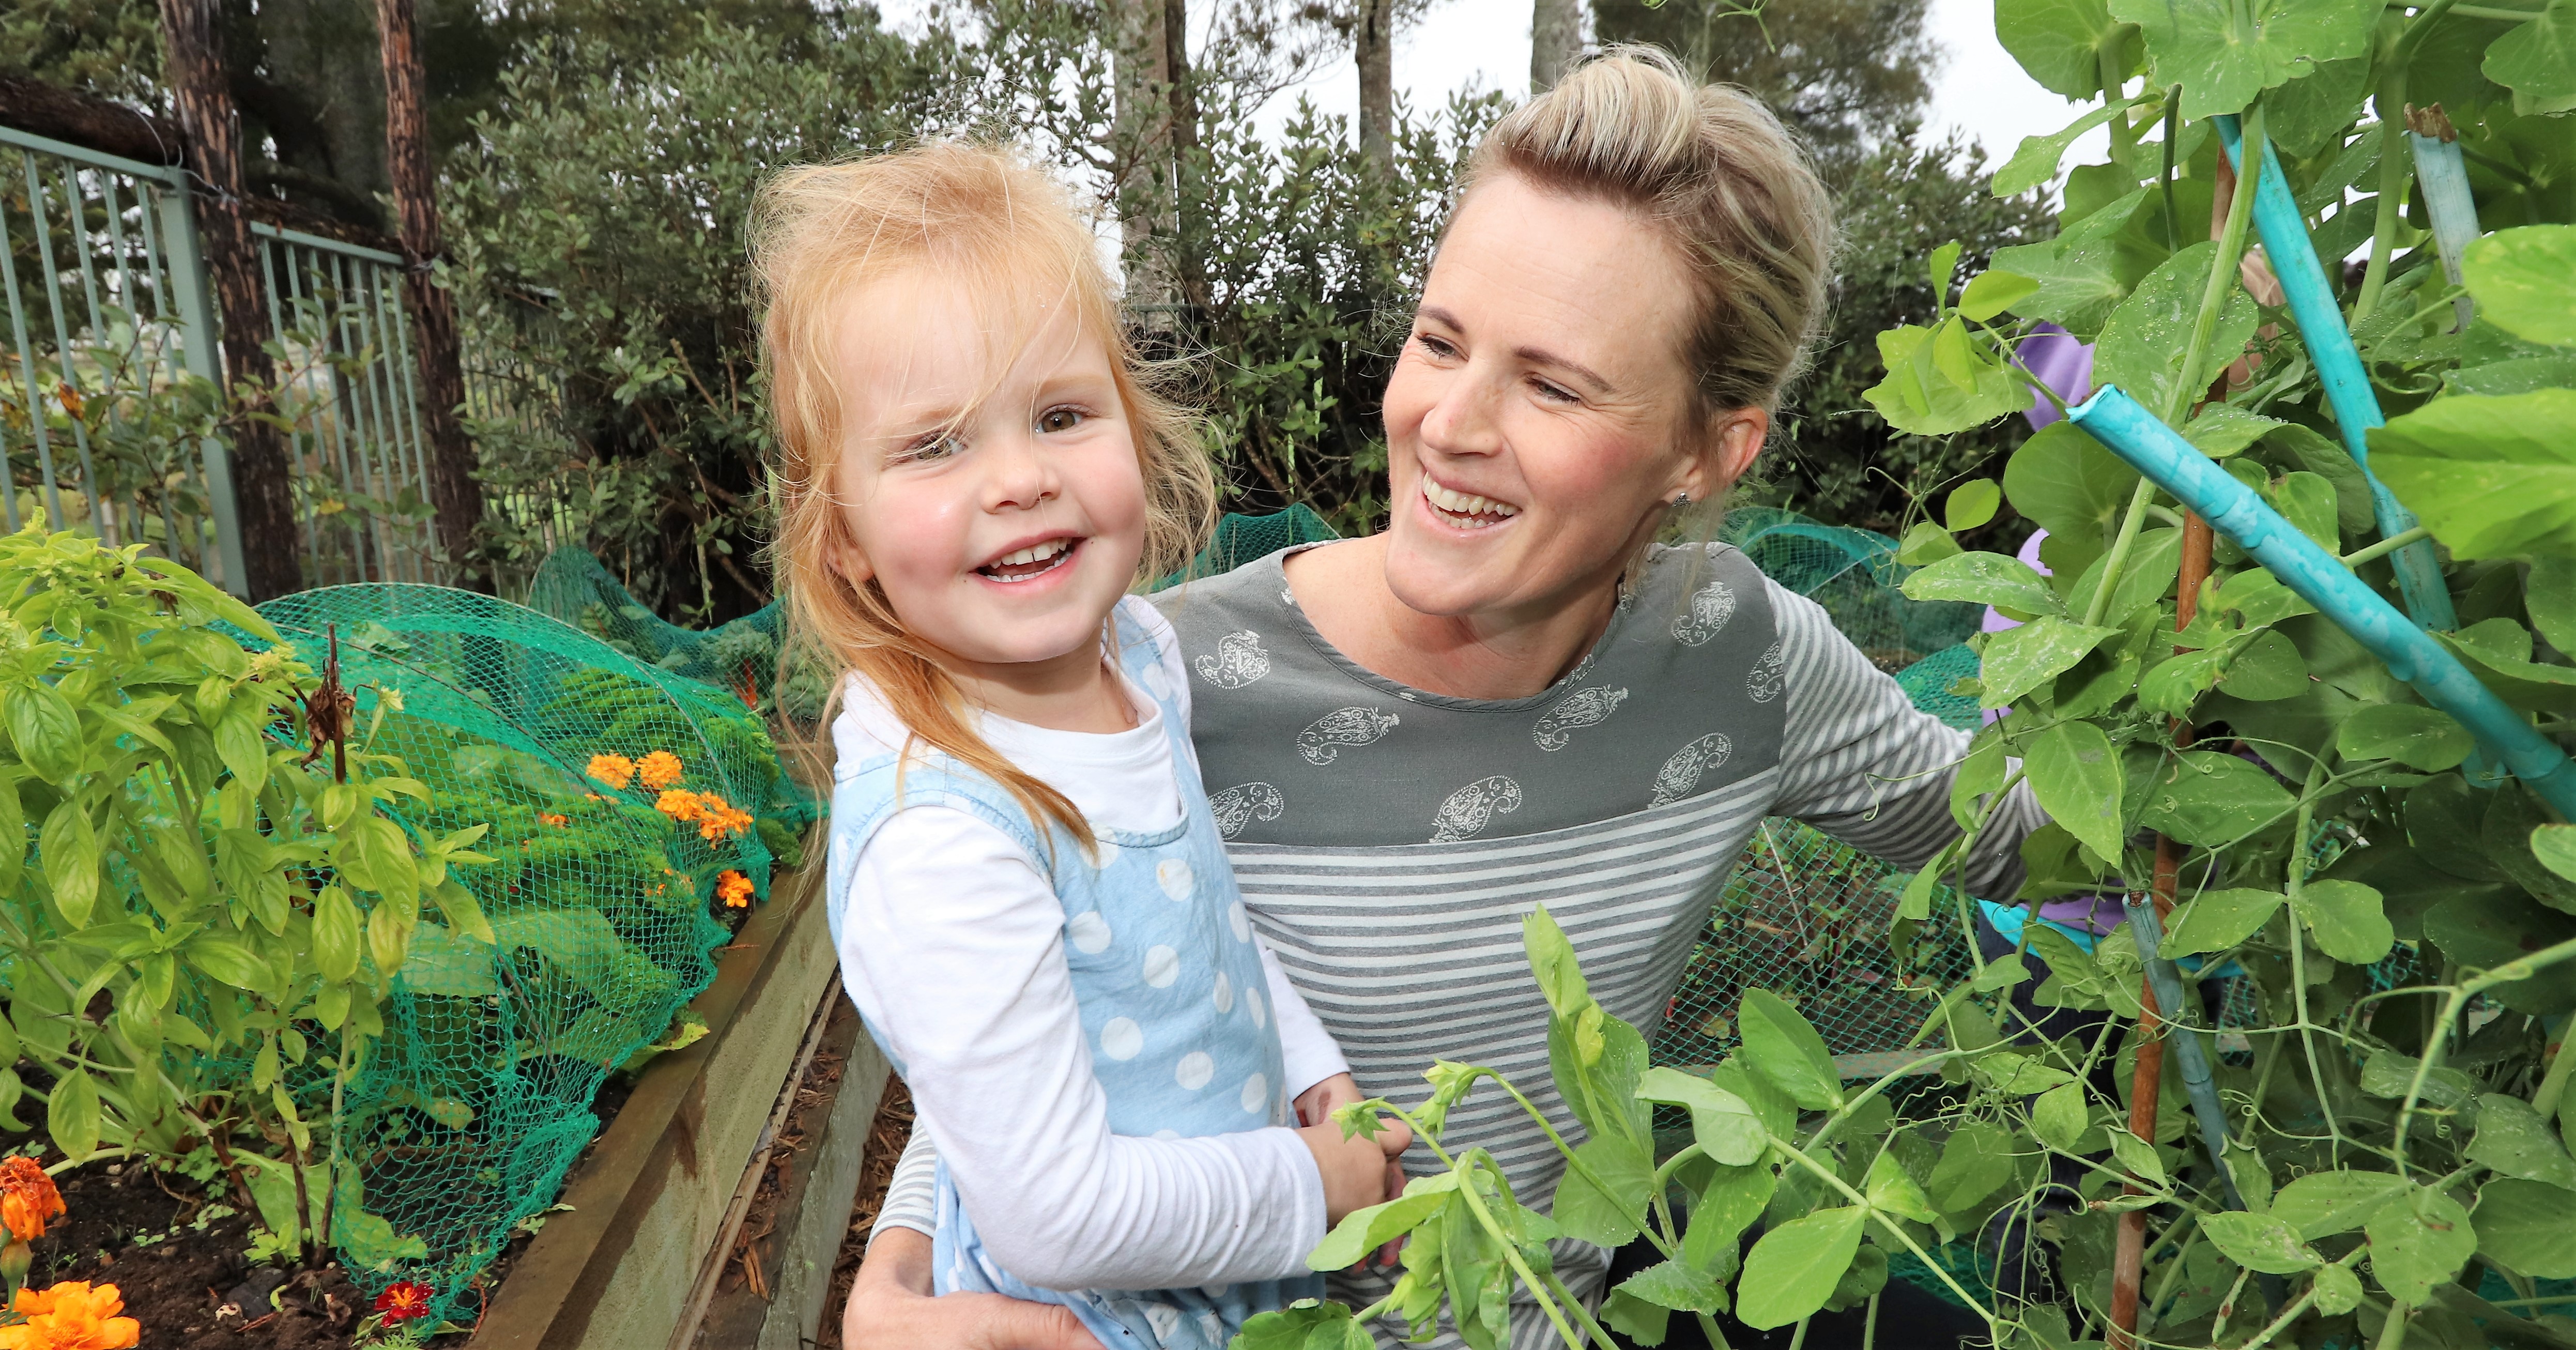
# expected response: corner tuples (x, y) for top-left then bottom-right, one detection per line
(831, 596), (1349, 1292)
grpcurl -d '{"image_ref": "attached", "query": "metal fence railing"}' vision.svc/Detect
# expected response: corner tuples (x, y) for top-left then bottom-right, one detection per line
(1, 121), (448, 594)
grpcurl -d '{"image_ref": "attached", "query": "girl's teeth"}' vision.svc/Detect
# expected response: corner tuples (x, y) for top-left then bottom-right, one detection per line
(996, 541), (1068, 566)
(1423, 480), (1520, 523)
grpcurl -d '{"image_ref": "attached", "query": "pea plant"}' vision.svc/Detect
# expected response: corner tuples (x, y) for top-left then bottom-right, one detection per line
(0, 528), (485, 1267)
(1243, 0), (2576, 1344)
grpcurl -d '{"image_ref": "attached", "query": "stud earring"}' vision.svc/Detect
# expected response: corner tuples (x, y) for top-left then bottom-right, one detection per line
(1670, 493), (1691, 510)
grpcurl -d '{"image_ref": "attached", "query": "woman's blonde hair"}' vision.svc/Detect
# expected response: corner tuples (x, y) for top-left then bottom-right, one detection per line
(757, 143), (1217, 841)
(1464, 45), (1837, 510)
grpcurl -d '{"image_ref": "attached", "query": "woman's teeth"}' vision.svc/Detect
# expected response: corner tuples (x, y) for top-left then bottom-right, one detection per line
(1423, 479), (1521, 527)
(978, 538), (1077, 581)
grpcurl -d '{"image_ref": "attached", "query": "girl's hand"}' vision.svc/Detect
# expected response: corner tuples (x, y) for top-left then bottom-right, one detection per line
(1297, 1113), (1414, 1225)
(843, 1228), (1107, 1350)
(1294, 1072), (1414, 1270)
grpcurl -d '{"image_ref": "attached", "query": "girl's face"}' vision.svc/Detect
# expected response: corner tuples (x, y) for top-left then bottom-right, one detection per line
(827, 275), (1148, 678)
(1378, 173), (1765, 624)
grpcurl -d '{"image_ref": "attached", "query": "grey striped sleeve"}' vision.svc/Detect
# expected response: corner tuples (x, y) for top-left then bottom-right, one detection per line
(869, 1122), (939, 1246)
(1765, 580), (2040, 899)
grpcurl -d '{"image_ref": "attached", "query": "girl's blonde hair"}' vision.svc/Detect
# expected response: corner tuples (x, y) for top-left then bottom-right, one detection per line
(757, 143), (1217, 841)
(1464, 45), (1837, 528)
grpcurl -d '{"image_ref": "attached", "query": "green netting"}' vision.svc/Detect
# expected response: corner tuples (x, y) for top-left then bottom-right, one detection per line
(247, 584), (802, 1322)
(1720, 508), (1986, 671)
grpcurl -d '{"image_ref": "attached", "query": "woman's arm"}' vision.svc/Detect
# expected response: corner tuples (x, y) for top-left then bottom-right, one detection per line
(1763, 584), (2045, 894)
(840, 807), (1330, 1290)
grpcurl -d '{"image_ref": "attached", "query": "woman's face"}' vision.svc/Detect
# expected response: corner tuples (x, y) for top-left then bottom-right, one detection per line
(1379, 172), (1762, 624)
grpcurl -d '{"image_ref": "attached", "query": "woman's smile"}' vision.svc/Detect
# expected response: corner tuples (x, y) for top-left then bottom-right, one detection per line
(1418, 472), (1522, 530)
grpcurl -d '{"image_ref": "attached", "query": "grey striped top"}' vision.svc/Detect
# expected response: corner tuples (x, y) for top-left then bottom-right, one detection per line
(871, 542), (2043, 1348)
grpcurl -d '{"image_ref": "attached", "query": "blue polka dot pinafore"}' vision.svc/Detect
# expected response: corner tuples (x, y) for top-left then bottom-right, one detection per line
(826, 609), (1320, 1350)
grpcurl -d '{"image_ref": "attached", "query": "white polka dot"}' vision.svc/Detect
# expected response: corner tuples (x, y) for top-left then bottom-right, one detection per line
(1101, 1017), (1143, 1061)
(1143, 944), (1180, 988)
(1246, 987), (1266, 1030)
(1157, 858), (1194, 901)
(1176, 1051), (1215, 1090)
(1227, 901), (1251, 942)
(1091, 838), (1122, 869)
(1145, 1304), (1182, 1339)
(1153, 1129), (1181, 1141)
(1240, 1072), (1269, 1113)
(1067, 911), (1112, 954)
(1199, 1310), (1225, 1341)
(1212, 971), (1234, 1013)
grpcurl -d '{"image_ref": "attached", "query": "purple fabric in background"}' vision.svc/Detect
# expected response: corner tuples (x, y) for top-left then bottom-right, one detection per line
(2019, 323), (2093, 430)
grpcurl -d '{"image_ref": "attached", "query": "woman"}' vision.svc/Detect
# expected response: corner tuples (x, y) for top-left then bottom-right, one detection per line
(844, 48), (2045, 1350)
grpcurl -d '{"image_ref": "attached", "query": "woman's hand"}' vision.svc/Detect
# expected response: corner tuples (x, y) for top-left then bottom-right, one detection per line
(841, 1228), (1106, 1350)
(1294, 1072), (1409, 1269)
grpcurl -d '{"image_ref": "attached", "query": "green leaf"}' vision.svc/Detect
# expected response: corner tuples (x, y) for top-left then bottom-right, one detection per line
(2217, 629), (2310, 701)
(2475, 1178), (2576, 1277)
(1737, 1206), (1868, 1330)
(430, 877), (498, 947)
(2110, 1128), (2167, 1189)
(2364, 1189), (2478, 1306)
(2485, 3), (2576, 121)
(331, 1203), (431, 1274)
(1234, 1300), (1367, 1350)
(213, 701), (268, 793)
(1996, 101), (2135, 196)
(2272, 472), (2343, 552)
(2466, 1095), (2576, 1189)
(2338, 704), (2475, 772)
(1738, 989), (1842, 1111)
(312, 885), (361, 984)
(1928, 1120), (2017, 1212)
(6, 681), (83, 784)
(2094, 242), (2262, 421)
(2163, 887), (2286, 956)
(2531, 557), (2576, 656)
(1866, 319), (2030, 436)
(1683, 1163), (1775, 1275)
(1552, 1136), (1652, 1248)
(397, 923), (500, 998)
(338, 814), (420, 908)
(1903, 551), (2063, 616)
(1959, 274), (2039, 330)
(1945, 478), (2005, 531)
(2217, 570), (2318, 627)
(2026, 720), (2126, 862)
(2110, 0), (2380, 118)
(2137, 750), (2296, 848)
(1896, 520), (1964, 566)
(2006, 421), (2143, 543)
(1601, 1291), (1674, 1347)
(1996, 0), (2136, 96)
(1990, 191), (2157, 335)
(38, 797), (99, 928)
(2030, 1083), (2090, 1152)
(2372, 391), (2576, 558)
(2184, 404), (2285, 458)
(369, 888), (418, 977)
(1523, 905), (1588, 1020)
(2465, 226), (2576, 348)
(47, 1065), (99, 1163)
(2291, 879), (2395, 964)
(1864, 1150), (1938, 1224)
(1982, 618), (2121, 709)
(1635, 1066), (1768, 1165)
(1309, 1176), (1457, 1270)
(183, 934), (273, 993)
(1616, 1259), (1729, 1314)
(2533, 824), (2576, 883)
(2199, 1210), (2324, 1274)
(2311, 1262), (2366, 1316)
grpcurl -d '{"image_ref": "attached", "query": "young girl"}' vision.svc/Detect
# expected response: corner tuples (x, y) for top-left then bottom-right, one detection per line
(759, 145), (1405, 1350)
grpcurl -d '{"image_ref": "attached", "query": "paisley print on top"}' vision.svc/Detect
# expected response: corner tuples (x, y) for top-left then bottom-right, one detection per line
(1430, 775), (1523, 842)
(1295, 707), (1399, 765)
(1673, 578), (1738, 647)
(1194, 631), (1271, 689)
(1747, 640), (1786, 703)
(1207, 783), (1285, 839)
(1531, 685), (1629, 752)
(1647, 733), (1733, 807)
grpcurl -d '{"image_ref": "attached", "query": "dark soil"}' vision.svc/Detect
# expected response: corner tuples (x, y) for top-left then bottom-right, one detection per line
(711, 999), (860, 1306)
(814, 1075), (914, 1350)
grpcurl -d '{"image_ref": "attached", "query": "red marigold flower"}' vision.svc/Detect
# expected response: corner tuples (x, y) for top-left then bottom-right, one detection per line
(372, 1281), (434, 1324)
(0, 1280), (140, 1349)
(0, 1157), (64, 1243)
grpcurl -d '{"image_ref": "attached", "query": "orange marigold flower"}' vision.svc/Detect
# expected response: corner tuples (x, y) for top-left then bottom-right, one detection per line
(636, 750), (686, 790)
(692, 795), (752, 842)
(0, 1281), (140, 1350)
(584, 754), (635, 791)
(655, 789), (704, 823)
(0, 1157), (64, 1242)
(538, 812), (569, 827)
(716, 870), (754, 908)
(372, 1281), (435, 1324)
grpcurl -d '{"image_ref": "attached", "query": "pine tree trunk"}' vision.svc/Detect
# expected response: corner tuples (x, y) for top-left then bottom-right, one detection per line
(1356, 0), (1394, 167)
(1164, 0), (1209, 315)
(156, 0), (303, 601)
(1111, 0), (1178, 318)
(1531, 0), (1583, 91)
(375, 0), (488, 590)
